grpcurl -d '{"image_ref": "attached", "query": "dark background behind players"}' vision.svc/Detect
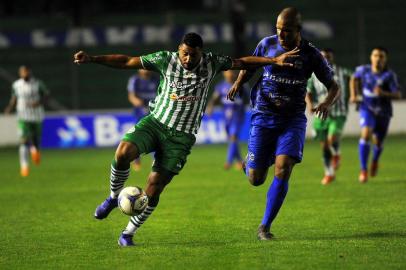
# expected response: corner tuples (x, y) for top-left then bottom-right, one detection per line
(0, 0), (404, 110)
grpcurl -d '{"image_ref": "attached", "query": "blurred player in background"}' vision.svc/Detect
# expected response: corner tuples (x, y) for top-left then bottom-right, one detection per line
(306, 48), (351, 185)
(4, 65), (49, 177)
(74, 32), (299, 246)
(207, 70), (248, 170)
(228, 7), (339, 240)
(350, 47), (401, 183)
(127, 69), (158, 170)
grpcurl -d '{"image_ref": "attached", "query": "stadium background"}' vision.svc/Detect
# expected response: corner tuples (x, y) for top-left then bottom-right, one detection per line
(0, 0), (405, 111)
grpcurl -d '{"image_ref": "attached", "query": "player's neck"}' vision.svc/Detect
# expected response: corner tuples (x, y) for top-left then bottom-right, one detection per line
(371, 65), (384, 73)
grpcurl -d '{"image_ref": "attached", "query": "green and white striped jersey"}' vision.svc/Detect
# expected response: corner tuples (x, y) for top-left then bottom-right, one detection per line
(307, 64), (352, 117)
(12, 77), (49, 122)
(140, 51), (232, 134)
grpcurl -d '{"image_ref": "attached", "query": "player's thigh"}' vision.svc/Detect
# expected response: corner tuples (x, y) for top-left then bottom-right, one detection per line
(274, 154), (297, 180)
(17, 120), (30, 144)
(327, 116), (346, 139)
(247, 125), (277, 169)
(313, 117), (328, 141)
(275, 125), (306, 164)
(373, 116), (391, 144)
(122, 115), (159, 155)
(153, 131), (196, 175)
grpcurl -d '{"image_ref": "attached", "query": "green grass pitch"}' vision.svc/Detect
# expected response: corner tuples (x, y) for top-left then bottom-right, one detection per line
(0, 136), (405, 269)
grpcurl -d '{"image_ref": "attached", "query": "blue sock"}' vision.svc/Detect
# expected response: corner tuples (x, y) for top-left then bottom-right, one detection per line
(227, 142), (237, 164)
(372, 145), (383, 163)
(359, 139), (370, 171)
(261, 177), (289, 228)
(233, 142), (242, 161)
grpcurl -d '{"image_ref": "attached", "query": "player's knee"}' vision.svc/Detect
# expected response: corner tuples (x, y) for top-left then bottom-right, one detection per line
(274, 164), (293, 180)
(115, 142), (139, 165)
(248, 171), (266, 186)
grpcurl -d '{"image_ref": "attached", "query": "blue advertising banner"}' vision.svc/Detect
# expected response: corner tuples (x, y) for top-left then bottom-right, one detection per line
(41, 111), (251, 148)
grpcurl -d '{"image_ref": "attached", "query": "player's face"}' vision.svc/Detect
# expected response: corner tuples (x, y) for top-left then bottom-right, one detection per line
(321, 51), (334, 64)
(276, 17), (300, 50)
(223, 70), (236, 83)
(370, 49), (387, 70)
(178, 44), (202, 70)
(19, 66), (31, 80)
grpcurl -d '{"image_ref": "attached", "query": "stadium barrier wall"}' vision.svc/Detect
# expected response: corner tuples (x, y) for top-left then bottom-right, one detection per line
(1, 102), (405, 148)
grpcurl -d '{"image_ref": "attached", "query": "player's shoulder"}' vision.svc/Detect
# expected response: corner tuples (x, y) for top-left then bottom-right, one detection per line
(301, 39), (322, 54)
(355, 64), (370, 73)
(12, 78), (24, 88)
(257, 35), (278, 47)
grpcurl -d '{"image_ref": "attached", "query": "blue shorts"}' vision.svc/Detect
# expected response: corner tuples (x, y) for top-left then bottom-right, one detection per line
(359, 109), (390, 141)
(247, 118), (306, 169)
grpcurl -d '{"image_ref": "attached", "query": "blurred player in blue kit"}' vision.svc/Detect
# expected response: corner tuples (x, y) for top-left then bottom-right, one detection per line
(350, 47), (401, 183)
(228, 7), (339, 240)
(127, 69), (158, 170)
(207, 70), (248, 170)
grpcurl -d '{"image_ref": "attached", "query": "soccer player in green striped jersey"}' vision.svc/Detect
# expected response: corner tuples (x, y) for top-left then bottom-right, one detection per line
(4, 65), (49, 177)
(74, 32), (299, 246)
(305, 48), (352, 184)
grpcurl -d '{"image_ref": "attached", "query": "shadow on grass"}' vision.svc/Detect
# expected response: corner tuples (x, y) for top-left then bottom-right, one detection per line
(291, 231), (406, 241)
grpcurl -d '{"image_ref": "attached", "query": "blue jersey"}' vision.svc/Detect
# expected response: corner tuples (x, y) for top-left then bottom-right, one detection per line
(127, 75), (158, 106)
(214, 80), (247, 122)
(353, 65), (398, 117)
(251, 35), (334, 126)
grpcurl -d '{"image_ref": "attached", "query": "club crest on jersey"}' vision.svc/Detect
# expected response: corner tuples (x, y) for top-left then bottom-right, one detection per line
(169, 81), (184, 89)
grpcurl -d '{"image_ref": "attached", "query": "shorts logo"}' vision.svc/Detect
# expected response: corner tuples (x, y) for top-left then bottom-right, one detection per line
(248, 152), (255, 161)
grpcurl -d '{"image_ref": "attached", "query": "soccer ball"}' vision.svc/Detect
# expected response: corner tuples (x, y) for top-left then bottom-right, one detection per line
(118, 186), (149, 216)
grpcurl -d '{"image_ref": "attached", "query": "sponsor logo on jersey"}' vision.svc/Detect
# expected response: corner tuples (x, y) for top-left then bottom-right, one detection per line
(266, 74), (306, 85)
(170, 93), (202, 102)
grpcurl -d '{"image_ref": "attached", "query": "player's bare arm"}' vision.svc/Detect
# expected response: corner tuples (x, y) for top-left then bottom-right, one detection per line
(350, 76), (362, 103)
(74, 51), (144, 69)
(227, 69), (256, 101)
(4, 95), (17, 114)
(231, 47), (300, 70)
(313, 80), (340, 120)
(227, 48), (300, 101)
(373, 86), (402, 99)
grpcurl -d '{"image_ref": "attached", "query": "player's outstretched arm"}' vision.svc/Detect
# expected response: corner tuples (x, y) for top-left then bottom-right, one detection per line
(230, 47), (300, 70)
(350, 76), (362, 103)
(313, 80), (340, 120)
(73, 51), (143, 69)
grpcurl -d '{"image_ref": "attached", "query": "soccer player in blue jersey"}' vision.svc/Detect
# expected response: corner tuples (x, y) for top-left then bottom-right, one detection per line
(127, 69), (158, 170)
(207, 70), (248, 170)
(350, 47), (401, 183)
(227, 7), (340, 240)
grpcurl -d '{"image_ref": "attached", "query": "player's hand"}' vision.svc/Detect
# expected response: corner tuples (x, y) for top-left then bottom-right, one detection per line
(74, 51), (91, 64)
(227, 82), (242, 101)
(313, 102), (330, 120)
(274, 47), (300, 67)
(373, 86), (383, 96)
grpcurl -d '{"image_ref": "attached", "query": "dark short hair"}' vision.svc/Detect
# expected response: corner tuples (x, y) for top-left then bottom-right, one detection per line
(321, 48), (334, 54)
(372, 46), (388, 55)
(181, 33), (203, 48)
